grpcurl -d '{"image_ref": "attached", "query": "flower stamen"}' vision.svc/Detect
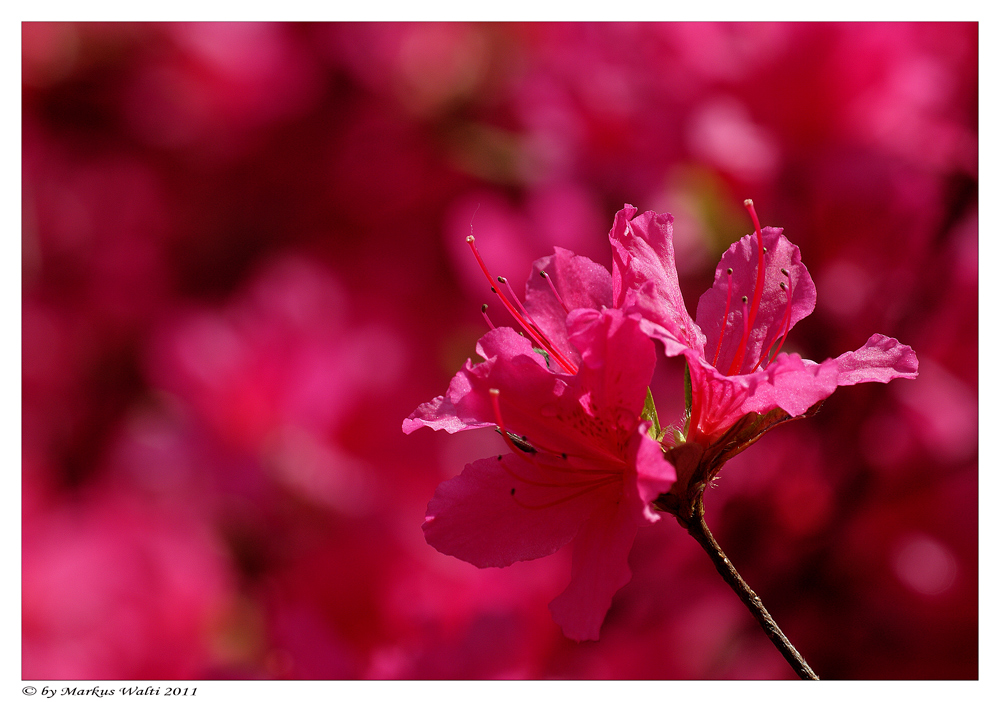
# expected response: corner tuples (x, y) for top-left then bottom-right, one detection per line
(539, 270), (571, 315)
(758, 275), (794, 369)
(467, 236), (578, 374)
(711, 267), (734, 367)
(498, 275), (547, 339)
(727, 200), (767, 375)
(481, 304), (496, 331)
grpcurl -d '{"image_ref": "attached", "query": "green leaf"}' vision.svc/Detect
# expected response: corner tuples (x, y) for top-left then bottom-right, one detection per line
(641, 387), (663, 441)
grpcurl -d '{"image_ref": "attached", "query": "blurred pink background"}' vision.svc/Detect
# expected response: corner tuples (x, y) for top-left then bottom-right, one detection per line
(22, 22), (977, 679)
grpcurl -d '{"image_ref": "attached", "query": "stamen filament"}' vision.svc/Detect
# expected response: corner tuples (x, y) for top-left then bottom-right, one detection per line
(728, 200), (767, 375)
(499, 275), (546, 338)
(481, 304), (496, 330)
(760, 279), (793, 368)
(711, 268), (734, 368)
(489, 389), (518, 454)
(539, 270), (571, 315)
(725, 295), (749, 375)
(466, 236), (578, 374)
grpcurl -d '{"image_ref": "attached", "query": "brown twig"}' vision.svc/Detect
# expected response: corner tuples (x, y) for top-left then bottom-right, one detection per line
(683, 497), (819, 680)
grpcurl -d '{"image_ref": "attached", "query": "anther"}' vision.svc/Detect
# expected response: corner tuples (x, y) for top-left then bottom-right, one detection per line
(481, 303), (496, 330)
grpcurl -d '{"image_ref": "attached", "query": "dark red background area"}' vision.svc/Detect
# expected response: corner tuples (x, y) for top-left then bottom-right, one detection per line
(22, 22), (977, 679)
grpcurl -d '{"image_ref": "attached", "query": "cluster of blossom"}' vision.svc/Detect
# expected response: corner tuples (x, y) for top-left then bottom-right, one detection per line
(406, 201), (917, 640)
(22, 23), (976, 679)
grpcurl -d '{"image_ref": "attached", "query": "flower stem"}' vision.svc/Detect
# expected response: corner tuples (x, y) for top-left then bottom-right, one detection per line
(684, 497), (819, 680)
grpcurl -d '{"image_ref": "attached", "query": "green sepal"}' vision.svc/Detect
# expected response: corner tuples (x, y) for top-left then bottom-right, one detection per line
(533, 347), (551, 369)
(682, 361), (693, 437)
(641, 387), (664, 441)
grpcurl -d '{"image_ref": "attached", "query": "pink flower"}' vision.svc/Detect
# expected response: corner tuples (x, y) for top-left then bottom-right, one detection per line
(609, 203), (918, 501)
(404, 242), (675, 641)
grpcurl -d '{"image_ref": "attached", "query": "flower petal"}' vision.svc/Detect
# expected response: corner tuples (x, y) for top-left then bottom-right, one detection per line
(835, 334), (919, 385)
(548, 498), (639, 641)
(402, 381), (490, 435)
(402, 327), (547, 435)
(423, 452), (620, 569)
(739, 354), (840, 417)
(566, 308), (657, 433)
(609, 206), (706, 357)
(630, 427), (676, 521)
(549, 492), (639, 641)
(686, 352), (839, 441)
(695, 227), (816, 375)
(547, 427), (671, 642)
(524, 247), (613, 365)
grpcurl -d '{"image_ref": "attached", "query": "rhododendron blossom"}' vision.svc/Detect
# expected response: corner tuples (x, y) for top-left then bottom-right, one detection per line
(404, 240), (675, 641)
(609, 202), (918, 503)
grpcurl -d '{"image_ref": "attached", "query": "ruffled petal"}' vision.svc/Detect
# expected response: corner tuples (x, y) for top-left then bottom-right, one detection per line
(632, 315), (701, 359)
(630, 427), (676, 521)
(835, 334), (919, 385)
(547, 498), (639, 641)
(695, 227), (816, 375)
(423, 451), (621, 569)
(609, 206), (706, 356)
(739, 354), (840, 417)
(686, 352), (839, 441)
(402, 383), (490, 435)
(524, 247), (613, 365)
(566, 308), (657, 434)
(403, 328), (544, 433)
(461, 309), (658, 463)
